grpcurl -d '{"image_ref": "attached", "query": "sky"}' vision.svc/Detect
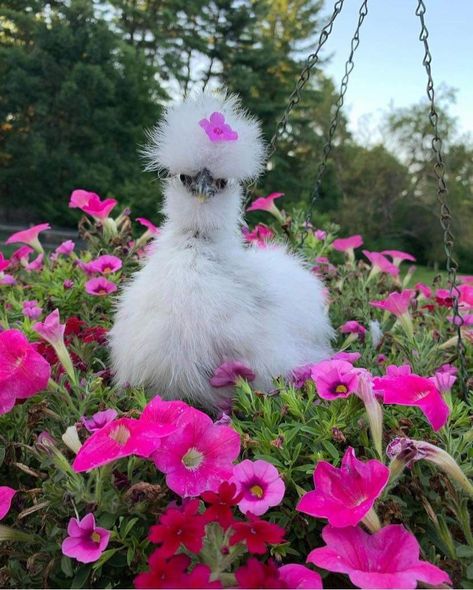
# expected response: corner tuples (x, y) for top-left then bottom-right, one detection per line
(318, 0), (473, 144)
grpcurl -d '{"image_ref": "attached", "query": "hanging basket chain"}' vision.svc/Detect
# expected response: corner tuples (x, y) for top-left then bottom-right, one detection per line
(244, 0), (346, 205)
(415, 0), (467, 393)
(301, 0), (369, 245)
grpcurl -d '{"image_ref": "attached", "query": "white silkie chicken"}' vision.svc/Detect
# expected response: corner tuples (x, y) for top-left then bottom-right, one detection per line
(109, 93), (333, 407)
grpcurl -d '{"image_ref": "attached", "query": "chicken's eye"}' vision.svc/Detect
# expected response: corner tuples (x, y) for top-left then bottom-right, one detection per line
(179, 174), (193, 187)
(215, 178), (227, 191)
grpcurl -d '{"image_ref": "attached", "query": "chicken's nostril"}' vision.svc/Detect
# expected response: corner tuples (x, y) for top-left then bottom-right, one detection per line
(179, 174), (193, 188)
(215, 178), (228, 191)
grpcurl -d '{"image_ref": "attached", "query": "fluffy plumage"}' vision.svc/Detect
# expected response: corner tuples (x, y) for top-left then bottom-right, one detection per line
(109, 92), (333, 407)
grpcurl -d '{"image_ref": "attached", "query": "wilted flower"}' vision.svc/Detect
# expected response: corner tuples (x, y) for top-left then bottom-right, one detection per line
(199, 112), (238, 142)
(62, 513), (110, 563)
(85, 277), (118, 296)
(0, 487), (16, 520)
(307, 524), (451, 589)
(6, 223), (51, 253)
(311, 359), (359, 400)
(210, 361), (255, 388)
(381, 249), (416, 266)
(231, 459), (285, 516)
(355, 370), (384, 459)
(22, 300), (42, 320)
(33, 309), (76, 383)
(81, 409), (118, 433)
(62, 425), (82, 454)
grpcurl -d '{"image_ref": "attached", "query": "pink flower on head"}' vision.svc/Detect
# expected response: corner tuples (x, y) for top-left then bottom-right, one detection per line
(69, 189), (117, 221)
(62, 513), (110, 564)
(0, 253), (9, 273)
(381, 249), (416, 266)
(199, 111), (238, 142)
(136, 217), (159, 235)
(339, 320), (366, 341)
(231, 459), (285, 516)
(6, 223), (50, 253)
(363, 250), (399, 277)
(332, 234), (363, 253)
(33, 309), (65, 347)
(22, 300), (42, 320)
(247, 192), (284, 214)
(210, 361), (255, 387)
(55, 240), (75, 256)
(279, 565), (323, 589)
(85, 277), (117, 296)
(373, 372), (450, 431)
(242, 224), (274, 248)
(308, 524), (451, 589)
(82, 255), (122, 275)
(370, 289), (415, 317)
(0, 487), (16, 520)
(152, 409), (241, 497)
(81, 409), (118, 433)
(311, 359), (359, 400)
(297, 447), (389, 527)
(0, 329), (51, 415)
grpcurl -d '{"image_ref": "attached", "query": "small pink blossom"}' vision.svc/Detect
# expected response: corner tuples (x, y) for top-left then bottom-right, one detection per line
(69, 189), (117, 221)
(25, 253), (44, 272)
(432, 369), (456, 394)
(55, 240), (75, 256)
(152, 408), (241, 497)
(85, 277), (117, 296)
(279, 564), (323, 589)
(10, 245), (34, 265)
(332, 234), (363, 253)
(199, 112), (238, 142)
(381, 249), (416, 266)
(242, 224), (274, 248)
(247, 192), (284, 214)
(22, 300), (42, 320)
(307, 524), (451, 589)
(376, 353), (387, 364)
(82, 255), (122, 275)
(6, 223), (50, 253)
(0, 487), (16, 520)
(311, 359), (359, 400)
(297, 447), (389, 527)
(231, 459), (285, 516)
(339, 320), (366, 341)
(63, 279), (74, 289)
(370, 289), (415, 317)
(62, 513), (110, 564)
(136, 217), (159, 235)
(69, 189), (98, 208)
(373, 371), (450, 431)
(290, 364), (313, 388)
(330, 351), (361, 363)
(81, 409), (118, 432)
(0, 253), (9, 273)
(448, 313), (473, 327)
(415, 282), (432, 298)
(33, 309), (65, 347)
(314, 229), (327, 240)
(0, 274), (16, 286)
(0, 329), (51, 415)
(458, 284), (473, 310)
(363, 250), (399, 277)
(210, 361), (255, 387)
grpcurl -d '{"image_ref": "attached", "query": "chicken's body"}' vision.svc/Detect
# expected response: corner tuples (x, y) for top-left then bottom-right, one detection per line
(109, 93), (333, 407)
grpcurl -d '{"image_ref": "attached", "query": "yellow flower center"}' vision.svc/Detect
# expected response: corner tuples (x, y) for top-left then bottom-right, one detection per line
(109, 424), (131, 446)
(335, 384), (348, 394)
(250, 485), (264, 498)
(90, 531), (101, 544)
(182, 447), (204, 470)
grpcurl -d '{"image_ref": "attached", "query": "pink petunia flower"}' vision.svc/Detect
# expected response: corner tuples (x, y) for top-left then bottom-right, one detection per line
(54, 240), (75, 257)
(9, 245), (34, 267)
(242, 224), (275, 248)
(152, 409), (241, 497)
(330, 351), (361, 363)
(311, 359), (359, 400)
(458, 284), (473, 310)
(290, 364), (314, 389)
(73, 417), (177, 472)
(0, 487), (16, 520)
(314, 229), (327, 241)
(210, 361), (256, 388)
(339, 320), (366, 341)
(85, 277), (118, 296)
(69, 189), (98, 208)
(63, 279), (74, 289)
(279, 564), (323, 589)
(247, 192), (284, 215)
(199, 111), (238, 142)
(136, 217), (159, 235)
(363, 250), (399, 278)
(231, 459), (285, 516)
(0, 274), (16, 286)
(370, 289), (415, 318)
(373, 371), (450, 431)
(62, 513), (110, 564)
(432, 368), (456, 395)
(0, 253), (9, 273)
(25, 253), (44, 272)
(297, 447), (389, 527)
(22, 300), (42, 320)
(6, 223), (51, 253)
(381, 249), (416, 266)
(81, 409), (118, 433)
(307, 524), (451, 589)
(332, 235), (363, 259)
(415, 282), (432, 299)
(0, 329), (51, 415)
(33, 309), (65, 347)
(69, 189), (117, 221)
(82, 255), (122, 275)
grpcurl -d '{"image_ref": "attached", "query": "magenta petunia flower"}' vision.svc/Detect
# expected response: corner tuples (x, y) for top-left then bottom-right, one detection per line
(332, 234), (363, 253)
(55, 240), (75, 256)
(136, 217), (159, 235)
(10, 245), (34, 266)
(330, 351), (361, 363)
(82, 255), (122, 275)
(231, 459), (285, 516)
(81, 409), (118, 433)
(311, 359), (359, 400)
(339, 320), (366, 341)
(415, 282), (432, 299)
(25, 253), (44, 272)
(381, 249), (416, 266)
(73, 417), (177, 472)
(432, 368), (456, 394)
(307, 524), (451, 589)
(0, 274), (16, 286)
(33, 309), (65, 347)
(85, 277), (118, 296)
(370, 289), (415, 318)
(363, 250), (399, 277)
(210, 361), (256, 388)
(279, 564), (323, 589)
(247, 192), (284, 214)
(373, 372), (450, 431)
(199, 111), (238, 142)
(22, 300), (42, 320)
(69, 189), (117, 221)
(62, 513), (110, 564)
(6, 223), (51, 253)
(290, 364), (314, 389)
(314, 229), (327, 241)
(0, 486), (16, 520)
(0, 253), (9, 273)
(458, 284), (473, 310)
(0, 329), (51, 415)
(69, 189), (99, 209)
(297, 447), (389, 527)
(152, 409), (241, 497)
(242, 224), (274, 248)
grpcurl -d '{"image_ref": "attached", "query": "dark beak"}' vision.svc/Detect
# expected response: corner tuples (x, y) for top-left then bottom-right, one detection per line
(190, 168), (215, 201)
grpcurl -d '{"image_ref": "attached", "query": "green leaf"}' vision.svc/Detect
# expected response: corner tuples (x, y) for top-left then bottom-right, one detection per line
(71, 565), (90, 589)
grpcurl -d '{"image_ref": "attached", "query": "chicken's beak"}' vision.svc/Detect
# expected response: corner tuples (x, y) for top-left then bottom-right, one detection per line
(191, 168), (215, 202)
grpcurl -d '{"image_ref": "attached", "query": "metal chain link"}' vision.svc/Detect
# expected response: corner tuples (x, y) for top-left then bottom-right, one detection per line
(243, 0), (346, 205)
(301, 0), (369, 245)
(415, 0), (467, 393)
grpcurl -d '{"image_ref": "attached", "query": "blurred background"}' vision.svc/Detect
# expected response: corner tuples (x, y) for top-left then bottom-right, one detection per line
(1, 0), (472, 271)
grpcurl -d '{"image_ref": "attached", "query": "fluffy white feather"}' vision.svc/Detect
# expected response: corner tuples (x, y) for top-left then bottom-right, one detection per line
(109, 91), (333, 407)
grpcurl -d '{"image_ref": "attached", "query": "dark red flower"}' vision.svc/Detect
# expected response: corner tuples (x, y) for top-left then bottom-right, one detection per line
(202, 481), (243, 529)
(229, 513), (285, 554)
(235, 558), (287, 589)
(65, 317), (86, 337)
(82, 326), (108, 344)
(148, 499), (206, 557)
